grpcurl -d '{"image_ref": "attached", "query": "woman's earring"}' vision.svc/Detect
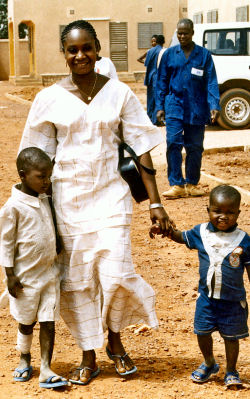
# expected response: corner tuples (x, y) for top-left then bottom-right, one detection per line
(65, 60), (68, 67)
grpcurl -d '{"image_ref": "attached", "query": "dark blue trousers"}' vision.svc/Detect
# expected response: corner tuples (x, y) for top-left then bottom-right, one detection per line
(146, 85), (157, 125)
(166, 118), (205, 186)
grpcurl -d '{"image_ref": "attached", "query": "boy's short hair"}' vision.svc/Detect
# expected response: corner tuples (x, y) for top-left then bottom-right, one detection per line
(209, 185), (241, 207)
(17, 147), (52, 173)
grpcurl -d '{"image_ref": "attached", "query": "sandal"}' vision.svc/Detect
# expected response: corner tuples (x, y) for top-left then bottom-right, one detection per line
(106, 346), (137, 376)
(224, 371), (242, 387)
(191, 362), (219, 383)
(69, 366), (100, 385)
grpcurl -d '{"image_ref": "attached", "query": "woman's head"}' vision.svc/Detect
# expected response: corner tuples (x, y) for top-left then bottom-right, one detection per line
(61, 20), (98, 75)
(151, 35), (158, 47)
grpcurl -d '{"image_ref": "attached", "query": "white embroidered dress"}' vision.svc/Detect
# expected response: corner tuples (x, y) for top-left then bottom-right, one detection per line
(20, 78), (162, 350)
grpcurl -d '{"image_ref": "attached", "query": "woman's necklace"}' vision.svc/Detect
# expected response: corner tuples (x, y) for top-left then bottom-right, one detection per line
(70, 73), (98, 101)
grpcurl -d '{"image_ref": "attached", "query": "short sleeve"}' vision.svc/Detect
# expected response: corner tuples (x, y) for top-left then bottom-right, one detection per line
(182, 224), (201, 250)
(120, 88), (163, 156)
(0, 205), (17, 268)
(242, 235), (250, 267)
(19, 91), (57, 160)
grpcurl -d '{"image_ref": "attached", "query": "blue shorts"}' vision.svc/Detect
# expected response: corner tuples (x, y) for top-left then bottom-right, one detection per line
(194, 292), (249, 340)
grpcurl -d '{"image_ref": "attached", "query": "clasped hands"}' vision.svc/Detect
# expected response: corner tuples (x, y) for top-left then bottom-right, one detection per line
(149, 207), (175, 239)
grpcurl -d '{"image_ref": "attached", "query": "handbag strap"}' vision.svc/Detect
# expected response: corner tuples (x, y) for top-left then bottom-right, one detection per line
(119, 142), (156, 175)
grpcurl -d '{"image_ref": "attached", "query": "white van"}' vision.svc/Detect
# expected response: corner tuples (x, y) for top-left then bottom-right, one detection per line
(170, 22), (250, 129)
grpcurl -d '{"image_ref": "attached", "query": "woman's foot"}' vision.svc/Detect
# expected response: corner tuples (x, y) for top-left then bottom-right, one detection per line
(69, 350), (99, 384)
(107, 330), (137, 375)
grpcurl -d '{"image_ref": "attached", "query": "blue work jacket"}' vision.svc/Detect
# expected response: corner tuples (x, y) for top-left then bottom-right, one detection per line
(144, 45), (163, 87)
(155, 43), (220, 125)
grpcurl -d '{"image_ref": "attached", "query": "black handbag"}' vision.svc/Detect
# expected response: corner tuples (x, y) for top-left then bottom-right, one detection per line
(118, 142), (156, 203)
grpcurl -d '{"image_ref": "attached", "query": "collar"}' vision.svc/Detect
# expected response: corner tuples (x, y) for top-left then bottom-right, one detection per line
(12, 184), (49, 208)
(176, 42), (198, 54)
(206, 221), (238, 233)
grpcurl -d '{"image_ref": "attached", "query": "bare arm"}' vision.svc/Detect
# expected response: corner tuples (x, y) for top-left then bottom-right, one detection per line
(137, 51), (147, 64)
(138, 152), (172, 234)
(149, 223), (184, 244)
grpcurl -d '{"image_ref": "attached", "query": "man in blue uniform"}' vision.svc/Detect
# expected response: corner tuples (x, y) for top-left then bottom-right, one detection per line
(155, 19), (220, 198)
(144, 35), (165, 125)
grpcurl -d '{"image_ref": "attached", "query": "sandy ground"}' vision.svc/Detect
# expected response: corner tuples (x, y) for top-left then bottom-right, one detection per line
(0, 81), (249, 398)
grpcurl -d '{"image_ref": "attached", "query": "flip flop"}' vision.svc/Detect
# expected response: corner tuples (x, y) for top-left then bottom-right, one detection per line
(106, 346), (137, 376)
(13, 366), (33, 382)
(69, 366), (100, 385)
(191, 362), (219, 383)
(39, 375), (69, 389)
(224, 371), (242, 387)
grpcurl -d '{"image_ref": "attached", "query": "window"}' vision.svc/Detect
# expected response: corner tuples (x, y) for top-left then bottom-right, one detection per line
(138, 22), (163, 48)
(236, 6), (249, 21)
(207, 9), (218, 23)
(193, 13), (203, 24)
(204, 29), (249, 55)
(59, 25), (66, 51)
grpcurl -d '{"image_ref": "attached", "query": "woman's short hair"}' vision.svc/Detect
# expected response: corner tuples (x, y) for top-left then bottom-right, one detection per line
(61, 20), (98, 51)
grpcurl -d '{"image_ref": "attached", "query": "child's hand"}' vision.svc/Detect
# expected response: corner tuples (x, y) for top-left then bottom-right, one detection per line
(7, 275), (23, 298)
(149, 223), (175, 239)
(149, 223), (162, 238)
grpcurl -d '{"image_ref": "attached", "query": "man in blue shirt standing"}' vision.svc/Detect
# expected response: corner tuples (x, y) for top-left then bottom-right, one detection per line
(156, 19), (220, 198)
(144, 35), (165, 125)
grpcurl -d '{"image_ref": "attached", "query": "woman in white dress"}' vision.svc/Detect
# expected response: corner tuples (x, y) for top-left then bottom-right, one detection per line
(20, 20), (171, 385)
(94, 38), (118, 79)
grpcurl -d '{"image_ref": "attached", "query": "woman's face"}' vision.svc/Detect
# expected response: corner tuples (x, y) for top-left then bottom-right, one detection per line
(64, 28), (97, 75)
(151, 37), (157, 47)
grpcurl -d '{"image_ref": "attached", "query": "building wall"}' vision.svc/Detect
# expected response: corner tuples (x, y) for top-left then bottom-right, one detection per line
(188, 0), (250, 23)
(0, 41), (9, 80)
(0, 39), (29, 80)
(7, 0), (186, 79)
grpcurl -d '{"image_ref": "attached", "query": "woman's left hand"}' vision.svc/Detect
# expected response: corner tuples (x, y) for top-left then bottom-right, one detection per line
(150, 207), (174, 236)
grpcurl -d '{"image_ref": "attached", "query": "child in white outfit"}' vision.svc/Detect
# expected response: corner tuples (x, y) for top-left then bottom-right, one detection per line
(0, 147), (70, 389)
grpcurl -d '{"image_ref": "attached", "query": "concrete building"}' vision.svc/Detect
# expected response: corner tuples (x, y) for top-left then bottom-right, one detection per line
(1, 0), (188, 83)
(188, 0), (250, 24)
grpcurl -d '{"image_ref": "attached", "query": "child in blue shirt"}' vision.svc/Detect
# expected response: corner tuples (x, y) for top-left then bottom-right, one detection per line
(150, 185), (250, 388)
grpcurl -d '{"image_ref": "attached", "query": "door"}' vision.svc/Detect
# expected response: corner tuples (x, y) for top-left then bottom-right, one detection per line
(109, 22), (128, 72)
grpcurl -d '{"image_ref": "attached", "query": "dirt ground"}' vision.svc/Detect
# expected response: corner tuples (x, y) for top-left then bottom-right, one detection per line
(0, 80), (249, 399)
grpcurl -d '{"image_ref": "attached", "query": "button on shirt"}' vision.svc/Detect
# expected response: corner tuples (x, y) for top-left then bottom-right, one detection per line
(156, 44), (220, 125)
(0, 185), (57, 288)
(183, 222), (250, 301)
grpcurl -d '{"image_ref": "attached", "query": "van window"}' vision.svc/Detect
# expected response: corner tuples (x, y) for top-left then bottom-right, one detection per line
(204, 29), (248, 55)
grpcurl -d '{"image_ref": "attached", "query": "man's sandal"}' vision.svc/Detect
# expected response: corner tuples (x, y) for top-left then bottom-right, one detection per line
(191, 362), (219, 383)
(106, 346), (137, 376)
(224, 371), (242, 388)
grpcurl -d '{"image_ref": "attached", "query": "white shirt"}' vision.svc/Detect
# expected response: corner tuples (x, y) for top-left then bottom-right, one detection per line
(0, 185), (57, 287)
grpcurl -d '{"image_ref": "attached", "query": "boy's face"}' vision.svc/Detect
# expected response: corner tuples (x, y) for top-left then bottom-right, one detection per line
(207, 195), (240, 231)
(21, 163), (52, 197)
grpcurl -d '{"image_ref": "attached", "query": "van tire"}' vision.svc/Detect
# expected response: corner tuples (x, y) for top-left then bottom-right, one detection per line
(218, 89), (250, 129)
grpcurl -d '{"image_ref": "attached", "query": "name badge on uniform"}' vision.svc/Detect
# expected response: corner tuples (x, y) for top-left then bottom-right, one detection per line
(191, 67), (204, 76)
